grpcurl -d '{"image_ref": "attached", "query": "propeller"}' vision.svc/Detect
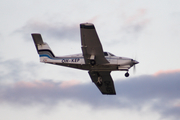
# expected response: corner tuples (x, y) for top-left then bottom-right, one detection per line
(132, 57), (139, 74)
(133, 64), (136, 73)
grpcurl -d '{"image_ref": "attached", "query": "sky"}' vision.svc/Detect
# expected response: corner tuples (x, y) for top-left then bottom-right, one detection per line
(0, 0), (180, 120)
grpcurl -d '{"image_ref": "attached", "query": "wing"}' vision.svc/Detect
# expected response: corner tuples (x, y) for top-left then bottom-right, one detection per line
(88, 71), (116, 95)
(80, 23), (109, 65)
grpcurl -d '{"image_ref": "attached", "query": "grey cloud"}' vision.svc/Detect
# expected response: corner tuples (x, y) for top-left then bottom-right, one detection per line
(118, 21), (149, 44)
(0, 71), (180, 119)
(116, 9), (150, 44)
(117, 73), (180, 100)
(0, 59), (39, 82)
(16, 21), (80, 42)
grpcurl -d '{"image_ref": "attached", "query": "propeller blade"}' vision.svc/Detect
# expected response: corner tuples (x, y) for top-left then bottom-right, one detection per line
(133, 65), (136, 73)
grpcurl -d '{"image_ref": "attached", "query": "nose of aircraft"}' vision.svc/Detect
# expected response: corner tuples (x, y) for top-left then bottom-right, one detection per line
(133, 60), (139, 64)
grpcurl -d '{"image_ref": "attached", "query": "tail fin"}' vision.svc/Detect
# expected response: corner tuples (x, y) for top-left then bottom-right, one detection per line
(31, 33), (55, 62)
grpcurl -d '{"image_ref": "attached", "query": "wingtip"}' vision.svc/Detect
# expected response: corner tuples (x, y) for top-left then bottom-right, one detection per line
(102, 92), (116, 95)
(80, 23), (95, 29)
(31, 33), (41, 36)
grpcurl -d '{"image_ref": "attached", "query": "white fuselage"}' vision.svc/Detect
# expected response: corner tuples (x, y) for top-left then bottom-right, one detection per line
(40, 52), (135, 72)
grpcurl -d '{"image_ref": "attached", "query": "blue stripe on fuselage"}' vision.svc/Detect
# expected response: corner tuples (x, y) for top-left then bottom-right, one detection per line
(39, 54), (55, 59)
(39, 54), (83, 60)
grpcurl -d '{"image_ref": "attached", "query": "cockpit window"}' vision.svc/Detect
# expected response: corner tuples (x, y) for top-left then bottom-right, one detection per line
(109, 53), (115, 56)
(104, 52), (108, 56)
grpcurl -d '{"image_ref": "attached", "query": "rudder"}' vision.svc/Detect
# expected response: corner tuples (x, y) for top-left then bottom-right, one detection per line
(31, 33), (55, 62)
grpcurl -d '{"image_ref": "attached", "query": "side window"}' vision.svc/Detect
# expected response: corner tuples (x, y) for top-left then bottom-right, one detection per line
(104, 52), (108, 56)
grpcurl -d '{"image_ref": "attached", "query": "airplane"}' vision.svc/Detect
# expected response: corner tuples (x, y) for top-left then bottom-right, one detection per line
(31, 23), (139, 95)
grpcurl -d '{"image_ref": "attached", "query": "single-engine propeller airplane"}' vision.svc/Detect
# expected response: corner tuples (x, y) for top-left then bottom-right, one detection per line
(31, 23), (139, 95)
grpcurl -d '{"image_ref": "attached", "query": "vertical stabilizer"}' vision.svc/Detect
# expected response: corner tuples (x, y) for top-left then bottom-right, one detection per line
(31, 33), (55, 62)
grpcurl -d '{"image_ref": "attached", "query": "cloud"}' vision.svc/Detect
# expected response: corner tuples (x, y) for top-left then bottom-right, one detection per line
(0, 70), (180, 119)
(0, 58), (39, 83)
(154, 69), (180, 76)
(16, 20), (80, 42)
(118, 9), (150, 43)
(60, 80), (81, 88)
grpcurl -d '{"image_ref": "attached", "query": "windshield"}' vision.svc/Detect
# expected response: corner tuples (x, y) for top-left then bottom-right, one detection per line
(109, 53), (115, 56)
(104, 52), (108, 56)
(104, 52), (115, 56)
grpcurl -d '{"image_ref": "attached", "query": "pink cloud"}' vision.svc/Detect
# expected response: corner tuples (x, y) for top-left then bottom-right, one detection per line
(14, 81), (54, 88)
(125, 9), (147, 24)
(12, 80), (81, 90)
(154, 69), (180, 76)
(87, 16), (99, 23)
(173, 100), (180, 107)
(59, 80), (81, 89)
